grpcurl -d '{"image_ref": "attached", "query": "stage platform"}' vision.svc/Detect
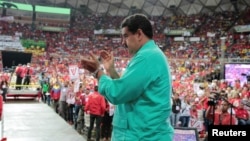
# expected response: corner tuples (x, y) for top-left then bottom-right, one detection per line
(2, 100), (86, 141)
(7, 89), (39, 100)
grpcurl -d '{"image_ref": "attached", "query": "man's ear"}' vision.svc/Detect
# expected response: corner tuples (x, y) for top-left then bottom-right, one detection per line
(137, 29), (143, 39)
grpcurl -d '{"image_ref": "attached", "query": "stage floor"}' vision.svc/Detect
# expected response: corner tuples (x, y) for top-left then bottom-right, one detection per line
(2, 100), (86, 141)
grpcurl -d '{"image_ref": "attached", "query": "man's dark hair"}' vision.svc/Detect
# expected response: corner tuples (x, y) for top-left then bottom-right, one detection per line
(121, 14), (153, 39)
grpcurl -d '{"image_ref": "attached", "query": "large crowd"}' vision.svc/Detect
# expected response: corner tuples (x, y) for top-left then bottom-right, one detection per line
(0, 7), (250, 141)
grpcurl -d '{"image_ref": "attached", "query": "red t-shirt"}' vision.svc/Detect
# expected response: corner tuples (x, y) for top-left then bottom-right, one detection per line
(212, 112), (236, 125)
(235, 108), (249, 120)
(75, 91), (82, 106)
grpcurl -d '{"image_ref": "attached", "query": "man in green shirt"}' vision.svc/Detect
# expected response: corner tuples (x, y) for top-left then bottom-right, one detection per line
(81, 14), (174, 141)
(42, 81), (50, 105)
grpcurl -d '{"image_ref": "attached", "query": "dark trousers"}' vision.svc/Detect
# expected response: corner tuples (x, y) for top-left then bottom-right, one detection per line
(101, 112), (113, 139)
(67, 104), (75, 123)
(88, 114), (102, 141)
(1, 88), (7, 102)
(74, 105), (82, 129)
(53, 99), (59, 113)
(16, 75), (23, 90)
(23, 76), (31, 87)
(42, 92), (47, 103)
(59, 101), (67, 121)
(179, 116), (190, 127)
(76, 108), (85, 133)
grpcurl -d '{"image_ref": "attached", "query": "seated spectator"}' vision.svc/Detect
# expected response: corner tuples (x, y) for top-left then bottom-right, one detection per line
(235, 100), (250, 125)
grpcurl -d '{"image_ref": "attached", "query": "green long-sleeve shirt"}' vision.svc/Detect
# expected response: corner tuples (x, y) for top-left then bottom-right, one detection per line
(99, 40), (174, 141)
(42, 83), (49, 93)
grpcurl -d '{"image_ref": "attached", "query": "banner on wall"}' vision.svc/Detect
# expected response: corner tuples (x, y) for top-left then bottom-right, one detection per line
(189, 37), (200, 42)
(0, 16), (14, 22)
(174, 37), (184, 41)
(234, 25), (250, 32)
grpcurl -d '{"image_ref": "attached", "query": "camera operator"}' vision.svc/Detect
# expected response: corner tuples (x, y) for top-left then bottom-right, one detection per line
(199, 88), (211, 131)
(205, 95), (237, 125)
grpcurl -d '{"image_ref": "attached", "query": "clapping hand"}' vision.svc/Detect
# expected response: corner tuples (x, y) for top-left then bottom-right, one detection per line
(81, 52), (100, 73)
(99, 50), (114, 74)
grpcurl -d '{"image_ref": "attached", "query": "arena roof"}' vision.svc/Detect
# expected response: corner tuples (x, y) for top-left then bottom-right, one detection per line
(3, 0), (250, 16)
